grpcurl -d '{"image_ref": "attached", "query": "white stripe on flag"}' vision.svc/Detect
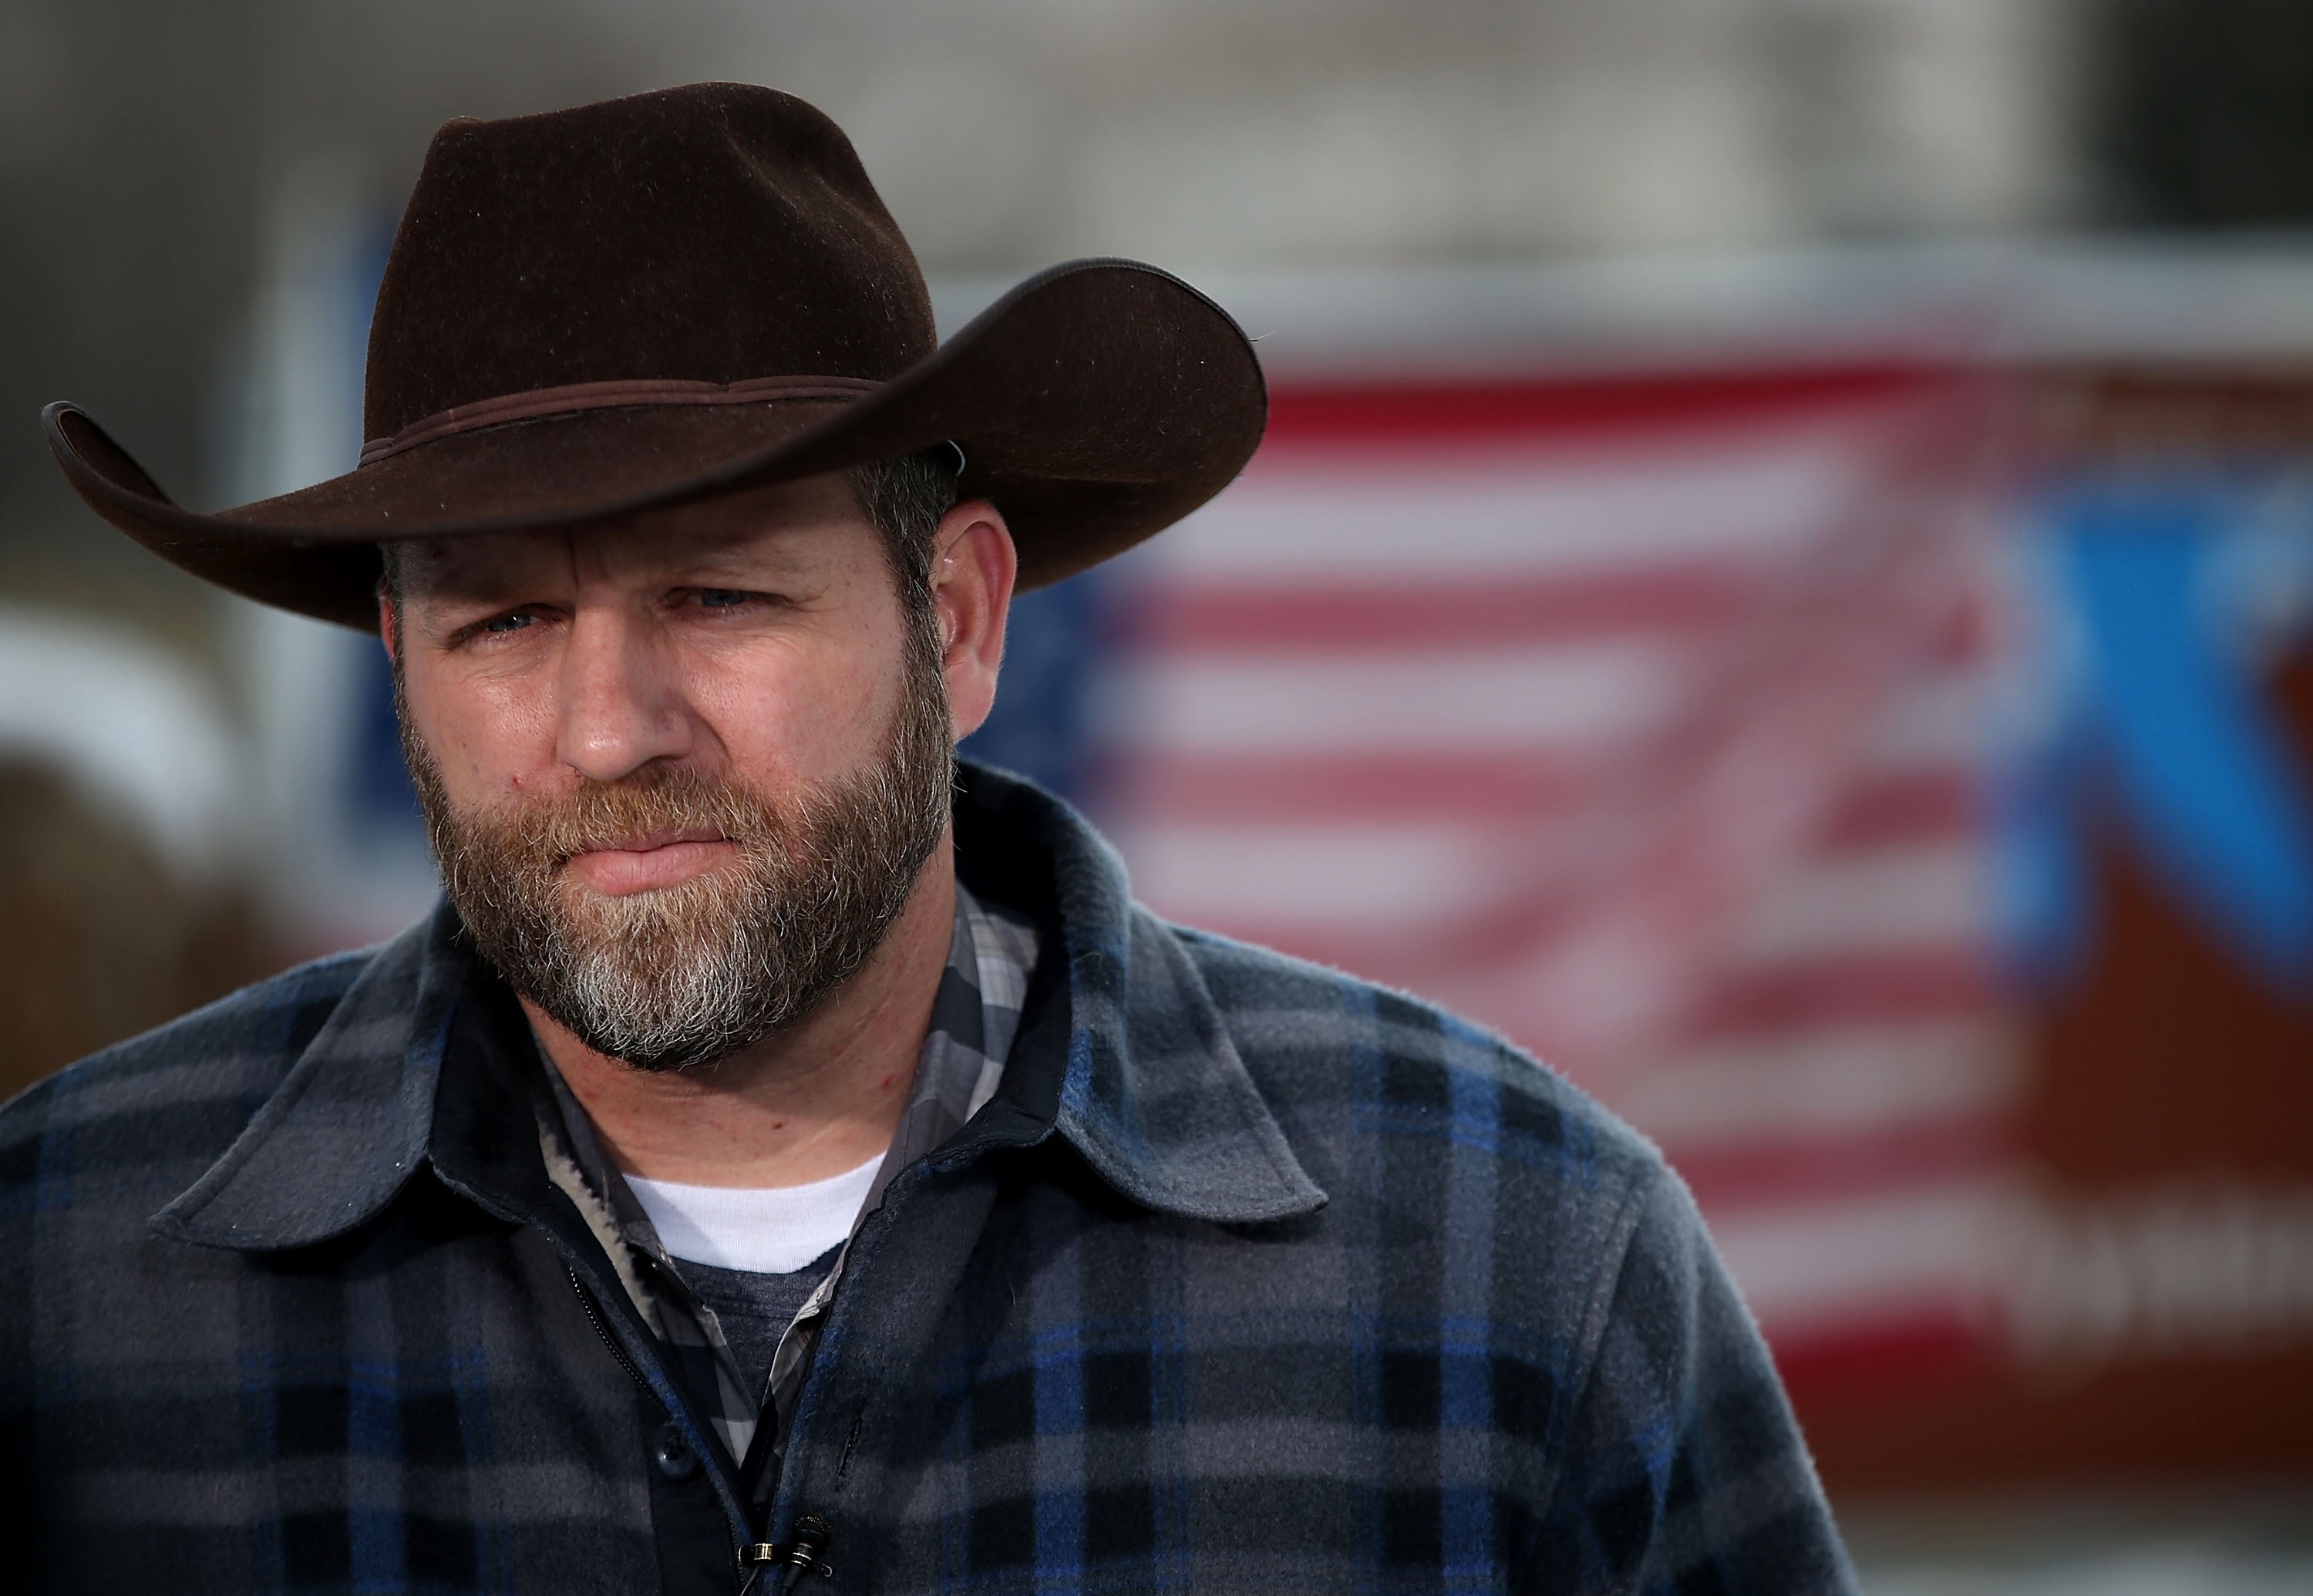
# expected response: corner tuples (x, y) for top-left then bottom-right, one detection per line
(1618, 1017), (2025, 1150)
(1709, 1175), (2012, 1335)
(1153, 423), (1907, 578)
(1094, 643), (1681, 755)
(1727, 840), (1987, 966)
(1119, 820), (1514, 926)
(1120, 829), (1983, 969)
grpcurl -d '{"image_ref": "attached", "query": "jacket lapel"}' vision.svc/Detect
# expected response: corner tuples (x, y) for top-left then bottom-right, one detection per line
(149, 904), (526, 1249)
(954, 763), (1327, 1224)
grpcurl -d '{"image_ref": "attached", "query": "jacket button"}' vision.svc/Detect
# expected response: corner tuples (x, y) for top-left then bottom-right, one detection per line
(652, 1421), (700, 1481)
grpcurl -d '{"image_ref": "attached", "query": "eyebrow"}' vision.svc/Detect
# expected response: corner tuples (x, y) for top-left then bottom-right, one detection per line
(402, 525), (830, 601)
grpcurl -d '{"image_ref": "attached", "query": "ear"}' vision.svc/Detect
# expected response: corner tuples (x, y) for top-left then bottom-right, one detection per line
(379, 588), (400, 666)
(930, 497), (1016, 742)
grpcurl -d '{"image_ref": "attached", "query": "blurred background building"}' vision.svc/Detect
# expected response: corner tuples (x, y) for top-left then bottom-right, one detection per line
(5, 1), (2312, 1586)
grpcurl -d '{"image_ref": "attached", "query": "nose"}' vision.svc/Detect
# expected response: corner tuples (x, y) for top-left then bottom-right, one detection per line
(553, 604), (693, 782)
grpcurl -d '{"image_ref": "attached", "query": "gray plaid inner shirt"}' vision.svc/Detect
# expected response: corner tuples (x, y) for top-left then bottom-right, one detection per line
(532, 884), (1038, 1476)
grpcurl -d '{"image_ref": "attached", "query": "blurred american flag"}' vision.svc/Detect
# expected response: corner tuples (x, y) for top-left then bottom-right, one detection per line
(1093, 364), (2020, 1389)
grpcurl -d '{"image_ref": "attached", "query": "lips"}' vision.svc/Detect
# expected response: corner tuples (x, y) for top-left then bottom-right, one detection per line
(572, 826), (730, 857)
(562, 830), (739, 895)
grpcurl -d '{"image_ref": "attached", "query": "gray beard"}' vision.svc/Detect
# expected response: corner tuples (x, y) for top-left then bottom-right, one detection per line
(400, 658), (954, 1072)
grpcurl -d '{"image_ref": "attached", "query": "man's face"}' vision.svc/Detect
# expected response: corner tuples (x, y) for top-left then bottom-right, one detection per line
(386, 473), (955, 1070)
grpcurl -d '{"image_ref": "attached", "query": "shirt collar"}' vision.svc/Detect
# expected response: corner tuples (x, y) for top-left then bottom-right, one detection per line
(153, 760), (1324, 1252)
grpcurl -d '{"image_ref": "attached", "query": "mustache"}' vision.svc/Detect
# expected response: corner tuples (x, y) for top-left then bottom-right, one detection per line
(476, 768), (787, 864)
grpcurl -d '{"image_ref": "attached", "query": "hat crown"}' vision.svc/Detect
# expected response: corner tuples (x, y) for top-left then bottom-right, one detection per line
(364, 83), (935, 440)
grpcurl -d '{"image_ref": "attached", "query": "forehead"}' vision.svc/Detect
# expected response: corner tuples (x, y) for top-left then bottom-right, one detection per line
(391, 471), (877, 596)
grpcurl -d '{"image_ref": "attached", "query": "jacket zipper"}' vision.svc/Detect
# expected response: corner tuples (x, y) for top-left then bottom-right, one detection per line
(565, 1264), (649, 1392)
(570, 1260), (813, 1591)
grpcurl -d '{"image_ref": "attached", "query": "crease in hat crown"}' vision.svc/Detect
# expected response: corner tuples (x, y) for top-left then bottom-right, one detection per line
(361, 83), (934, 439)
(40, 80), (1268, 630)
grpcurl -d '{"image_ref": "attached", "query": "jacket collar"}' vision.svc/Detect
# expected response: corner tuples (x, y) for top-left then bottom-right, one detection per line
(952, 763), (1325, 1224)
(155, 761), (1322, 1252)
(151, 903), (473, 1248)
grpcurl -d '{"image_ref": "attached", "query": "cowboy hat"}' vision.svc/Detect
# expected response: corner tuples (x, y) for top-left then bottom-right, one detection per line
(42, 82), (1267, 631)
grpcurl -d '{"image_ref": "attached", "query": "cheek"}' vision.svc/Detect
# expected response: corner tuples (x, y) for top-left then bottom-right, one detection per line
(403, 662), (563, 796)
(694, 630), (908, 784)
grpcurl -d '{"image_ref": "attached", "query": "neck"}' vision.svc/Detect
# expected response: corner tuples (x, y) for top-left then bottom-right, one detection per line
(524, 833), (958, 1187)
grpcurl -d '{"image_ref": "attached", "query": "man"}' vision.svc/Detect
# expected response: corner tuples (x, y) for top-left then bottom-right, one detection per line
(13, 84), (1857, 1594)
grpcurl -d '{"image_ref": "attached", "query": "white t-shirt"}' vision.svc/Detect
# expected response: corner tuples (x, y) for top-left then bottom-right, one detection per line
(625, 1153), (885, 1274)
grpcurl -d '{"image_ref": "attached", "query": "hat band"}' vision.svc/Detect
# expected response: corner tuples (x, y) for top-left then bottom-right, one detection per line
(358, 375), (882, 466)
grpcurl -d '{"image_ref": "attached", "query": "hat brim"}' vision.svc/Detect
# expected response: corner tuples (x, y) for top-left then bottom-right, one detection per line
(45, 258), (1266, 631)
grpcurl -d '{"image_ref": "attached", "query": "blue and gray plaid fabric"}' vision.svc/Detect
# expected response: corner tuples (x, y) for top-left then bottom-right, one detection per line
(0, 762), (1857, 1594)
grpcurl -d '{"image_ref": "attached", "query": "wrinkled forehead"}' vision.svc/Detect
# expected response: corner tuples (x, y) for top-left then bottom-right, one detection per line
(388, 473), (877, 601)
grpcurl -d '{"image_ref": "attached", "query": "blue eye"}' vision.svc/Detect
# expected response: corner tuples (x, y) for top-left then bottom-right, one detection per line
(482, 611), (535, 634)
(695, 589), (752, 608)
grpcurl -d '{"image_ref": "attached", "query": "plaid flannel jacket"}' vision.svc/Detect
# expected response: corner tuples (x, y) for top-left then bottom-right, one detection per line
(0, 763), (1857, 1595)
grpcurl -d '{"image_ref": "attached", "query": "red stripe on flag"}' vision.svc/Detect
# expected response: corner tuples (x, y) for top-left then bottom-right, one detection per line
(1264, 364), (1962, 446)
(1817, 769), (1978, 849)
(1769, 1309), (1996, 1403)
(1268, 368), (1971, 449)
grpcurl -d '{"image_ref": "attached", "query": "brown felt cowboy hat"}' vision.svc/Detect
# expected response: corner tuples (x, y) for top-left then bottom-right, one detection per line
(42, 82), (1267, 631)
